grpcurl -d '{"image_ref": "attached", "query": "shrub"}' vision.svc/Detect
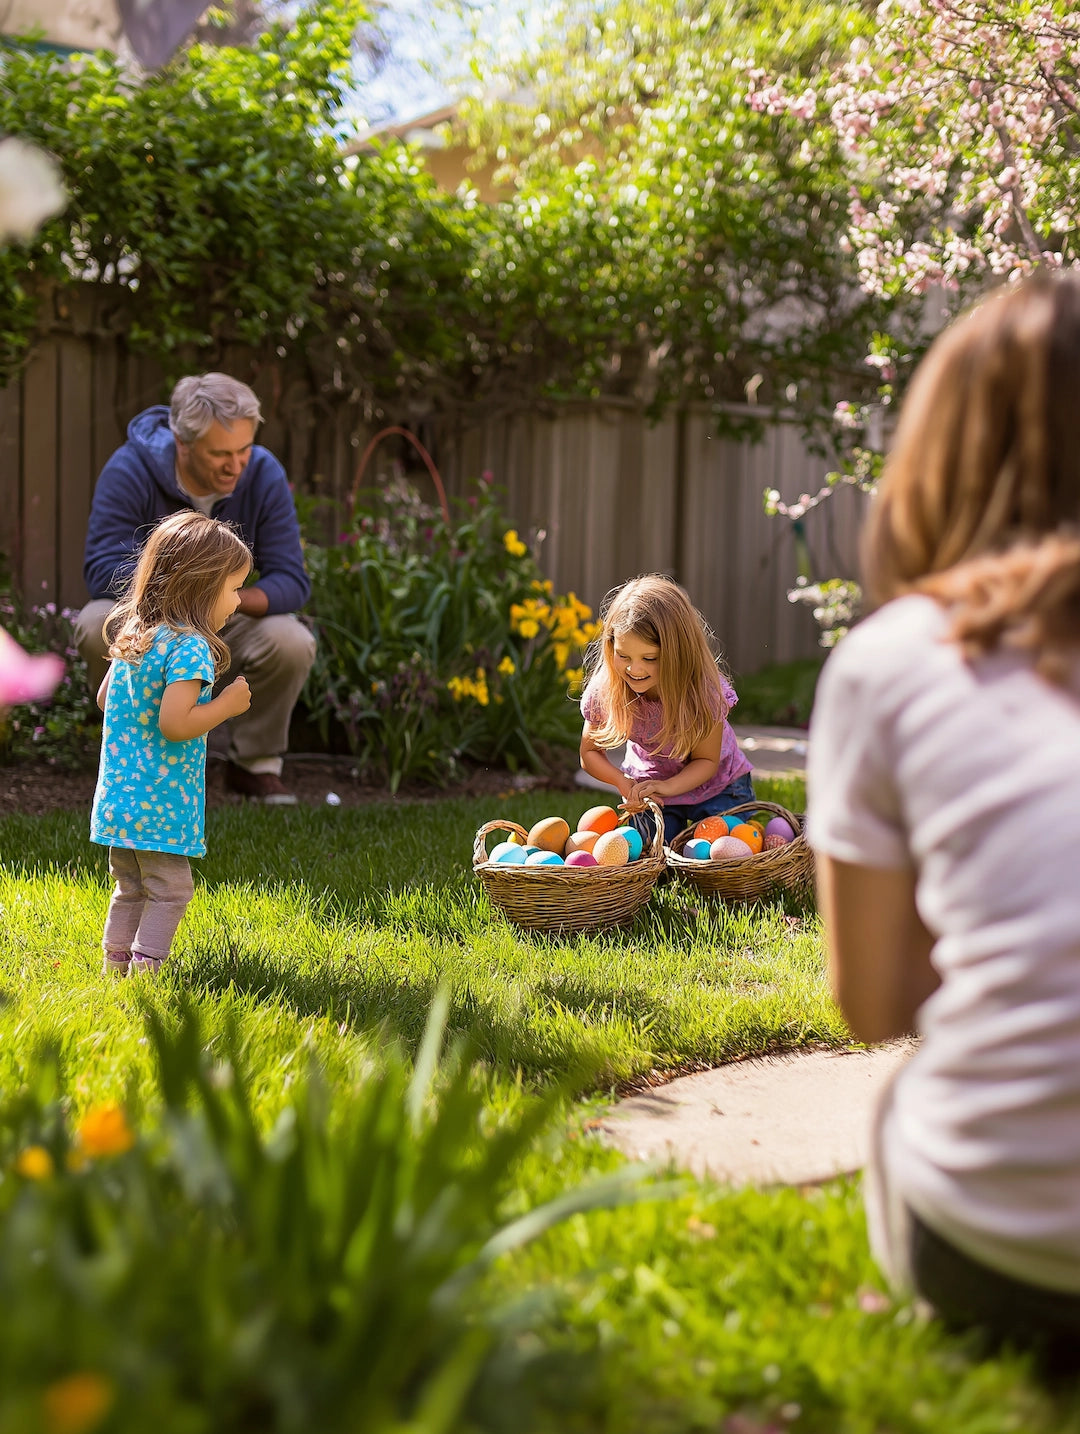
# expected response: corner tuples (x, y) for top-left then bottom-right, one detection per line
(301, 476), (597, 791)
(0, 593), (98, 769)
(0, 994), (639, 1433)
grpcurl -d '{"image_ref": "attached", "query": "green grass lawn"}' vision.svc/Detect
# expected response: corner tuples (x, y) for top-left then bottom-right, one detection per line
(0, 773), (1076, 1432)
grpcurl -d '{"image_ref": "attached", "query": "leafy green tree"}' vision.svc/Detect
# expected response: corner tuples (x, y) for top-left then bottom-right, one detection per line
(456, 0), (887, 416)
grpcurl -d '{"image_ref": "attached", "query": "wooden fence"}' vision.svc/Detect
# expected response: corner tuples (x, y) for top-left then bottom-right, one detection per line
(1, 288), (865, 676)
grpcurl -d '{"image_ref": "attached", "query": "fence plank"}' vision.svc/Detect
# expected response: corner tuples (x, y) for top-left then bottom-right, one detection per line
(20, 343), (59, 602)
(57, 333), (95, 609)
(0, 383), (21, 583)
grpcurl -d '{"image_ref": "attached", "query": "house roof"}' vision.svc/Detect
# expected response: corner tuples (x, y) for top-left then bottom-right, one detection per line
(340, 102), (461, 157)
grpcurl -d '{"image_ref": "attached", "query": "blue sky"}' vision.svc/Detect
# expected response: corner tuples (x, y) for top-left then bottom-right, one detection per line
(349, 0), (541, 129)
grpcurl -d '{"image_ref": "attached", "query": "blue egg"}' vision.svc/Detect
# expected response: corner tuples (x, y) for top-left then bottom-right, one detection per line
(683, 838), (713, 861)
(491, 842), (527, 864)
(522, 845), (542, 856)
(617, 825), (645, 861)
(525, 849), (564, 866)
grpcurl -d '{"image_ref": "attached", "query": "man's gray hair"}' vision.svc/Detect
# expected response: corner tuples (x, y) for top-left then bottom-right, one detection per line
(169, 373), (262, 444)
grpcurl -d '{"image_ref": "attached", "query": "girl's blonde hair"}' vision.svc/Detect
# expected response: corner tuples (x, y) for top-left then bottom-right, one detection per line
(582, 574), (728, 756)
(104, 511), (252, 676)
(863, 271), (1080, 682)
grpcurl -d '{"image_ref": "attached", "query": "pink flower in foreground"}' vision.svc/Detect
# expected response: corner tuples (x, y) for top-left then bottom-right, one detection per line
(0, 628), (63, 707)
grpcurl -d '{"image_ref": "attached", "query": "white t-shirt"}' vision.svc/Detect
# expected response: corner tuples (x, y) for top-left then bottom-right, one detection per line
(807, 593), (1080, 1292)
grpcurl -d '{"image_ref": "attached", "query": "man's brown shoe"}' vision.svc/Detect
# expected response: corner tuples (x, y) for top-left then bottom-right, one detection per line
(224, 761), (298, 806)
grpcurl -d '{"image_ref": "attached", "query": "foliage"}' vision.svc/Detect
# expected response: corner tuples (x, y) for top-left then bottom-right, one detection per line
(734, 655), (824, 727)
(0, 994), (641, 1433)
(0, 0), (891, 425)
(301, 477), (597, 791)
(457, 0), (888, 416)
(750, 0), (1080, 640)
(0, 3), (370, 379)
(0, 592), (98, 769)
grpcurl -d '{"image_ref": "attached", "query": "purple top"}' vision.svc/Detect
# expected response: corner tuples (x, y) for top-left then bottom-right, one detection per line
(581, 676), (752, 805)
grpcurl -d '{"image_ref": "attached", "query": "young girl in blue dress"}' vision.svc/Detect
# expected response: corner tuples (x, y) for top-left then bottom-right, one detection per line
(579, 573), (754, 845)
(92, 510), (253, 977)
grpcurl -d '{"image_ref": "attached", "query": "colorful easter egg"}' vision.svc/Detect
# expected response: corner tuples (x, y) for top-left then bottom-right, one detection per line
(709, 835), (753, 861)
(528, 816), (571, 853)
(721, 813), (745, 830)
(508, 831), (526, 846)
(525, 849), (564, 866)
(564, 829), (601, 857)
(693, 815), (730, 843)
(682, 838), (713, 861)
(577, 804), (620, 835)
(565, 850), (599, 868)
(592, 830), (630, 866)
(765, 817), (796, 843)
(490, 841), (527, 864)
(729, 823), (764, 854)
(522, 846), (542, 856)
(617, 825), (644, 861)
(763, 833), (789, 851)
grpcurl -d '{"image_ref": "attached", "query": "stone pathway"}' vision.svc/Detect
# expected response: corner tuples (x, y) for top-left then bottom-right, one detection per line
(600, 1041), (914, 1186)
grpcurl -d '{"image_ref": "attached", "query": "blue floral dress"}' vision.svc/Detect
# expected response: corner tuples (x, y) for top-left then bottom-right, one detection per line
(91, 627), (214, 857)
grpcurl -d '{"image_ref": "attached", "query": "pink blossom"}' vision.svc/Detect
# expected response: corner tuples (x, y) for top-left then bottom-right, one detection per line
(0, 628), (63, 707)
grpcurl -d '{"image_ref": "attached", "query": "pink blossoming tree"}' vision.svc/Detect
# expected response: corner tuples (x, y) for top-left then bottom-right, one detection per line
(748, 0), (1080, 641)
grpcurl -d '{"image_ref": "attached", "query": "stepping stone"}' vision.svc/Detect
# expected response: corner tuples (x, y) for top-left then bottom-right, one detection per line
(600, 1042), (915, 1187)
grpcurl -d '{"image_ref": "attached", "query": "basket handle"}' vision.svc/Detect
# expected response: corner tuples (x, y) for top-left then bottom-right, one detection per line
(473, 818), (531, 866)
(633, 796), (665, 861)
(716, 799), (803, 834)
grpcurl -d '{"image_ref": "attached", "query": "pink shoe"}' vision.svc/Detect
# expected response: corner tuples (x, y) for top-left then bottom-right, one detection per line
(102, 951), (131, 978)
(129, 953), (165, 978)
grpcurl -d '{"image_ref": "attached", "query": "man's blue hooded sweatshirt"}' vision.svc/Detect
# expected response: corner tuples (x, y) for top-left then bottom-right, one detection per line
(84, 406), (310, 614)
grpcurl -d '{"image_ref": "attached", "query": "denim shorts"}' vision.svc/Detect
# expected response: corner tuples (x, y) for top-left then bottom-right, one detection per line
(627, 771), (756, 847)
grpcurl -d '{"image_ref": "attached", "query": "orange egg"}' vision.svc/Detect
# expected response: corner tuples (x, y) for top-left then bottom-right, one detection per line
(528, 816), (571, 853)
(694, 815), (730, 843)
(729, 822), (764, 854)
(564, 829), (601, 857)
(592, 830), (630, 866)
(577, 804), (620, 835)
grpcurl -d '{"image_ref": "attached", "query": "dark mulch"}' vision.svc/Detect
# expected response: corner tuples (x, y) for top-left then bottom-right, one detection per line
(0, 750), (580, 818)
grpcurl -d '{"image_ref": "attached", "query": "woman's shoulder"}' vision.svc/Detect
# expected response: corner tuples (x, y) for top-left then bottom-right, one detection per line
(829, 594), (946, 671)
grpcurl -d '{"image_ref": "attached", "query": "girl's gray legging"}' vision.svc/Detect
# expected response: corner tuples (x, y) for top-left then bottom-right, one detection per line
(102, 846), (194, 961)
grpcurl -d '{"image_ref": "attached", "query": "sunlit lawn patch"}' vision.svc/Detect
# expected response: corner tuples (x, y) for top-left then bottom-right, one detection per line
(0, 774), (1075, 1430)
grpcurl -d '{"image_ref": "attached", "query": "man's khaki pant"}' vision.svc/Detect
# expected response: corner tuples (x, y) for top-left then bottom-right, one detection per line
(75, 600), (316, 770)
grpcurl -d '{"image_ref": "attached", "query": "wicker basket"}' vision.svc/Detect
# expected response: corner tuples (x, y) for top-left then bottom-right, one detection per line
(472, 799), (666, 934)
(666, 800), (814, 904)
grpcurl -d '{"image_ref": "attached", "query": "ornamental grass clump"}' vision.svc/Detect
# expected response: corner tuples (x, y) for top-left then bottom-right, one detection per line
(303, 476), (598, 790)
(0, 993), (641, 1434)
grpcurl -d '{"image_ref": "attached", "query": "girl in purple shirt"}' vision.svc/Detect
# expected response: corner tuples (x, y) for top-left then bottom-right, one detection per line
(579, 574), (754, 846)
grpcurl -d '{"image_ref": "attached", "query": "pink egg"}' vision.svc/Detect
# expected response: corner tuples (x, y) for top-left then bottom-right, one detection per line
(709, 835), (753, 861)
(763, 833), (789, 851)
(565, 850), (599, 868)
(765, 817), (796, 842)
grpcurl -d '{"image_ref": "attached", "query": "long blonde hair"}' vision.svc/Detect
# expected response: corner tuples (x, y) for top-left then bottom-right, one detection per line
(104, 511), (252, 676)
(863, 271), (1080, 681)
(582, 574), (728, 756)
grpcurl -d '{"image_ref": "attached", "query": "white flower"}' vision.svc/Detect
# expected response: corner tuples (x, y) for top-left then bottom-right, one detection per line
(0, 138), (66, 242)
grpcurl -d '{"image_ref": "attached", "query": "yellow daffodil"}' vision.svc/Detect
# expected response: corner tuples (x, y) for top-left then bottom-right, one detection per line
(517, 619), (540, 639)
(42, 1372), (114, 1434)
(503, 529), (528, 557)
(76, 1104), (135, 1159)
(497, 656), (515, 676)
(14, 1145), (53, 1180)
